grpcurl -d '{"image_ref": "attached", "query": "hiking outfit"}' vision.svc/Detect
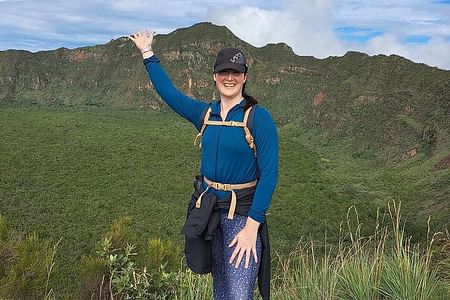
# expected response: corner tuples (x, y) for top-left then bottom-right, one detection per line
(143, 53), (278, 300)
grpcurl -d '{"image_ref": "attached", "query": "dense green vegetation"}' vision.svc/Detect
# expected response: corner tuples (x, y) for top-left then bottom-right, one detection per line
(0, 105), (448, 297)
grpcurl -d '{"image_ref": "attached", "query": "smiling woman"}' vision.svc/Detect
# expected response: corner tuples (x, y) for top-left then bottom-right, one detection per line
(129, 30), (278, 300)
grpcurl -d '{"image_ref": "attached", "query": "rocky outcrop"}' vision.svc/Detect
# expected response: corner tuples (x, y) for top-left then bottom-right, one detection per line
(162, 50), (180, 61)
(138, 82), (152, 91)
(32, 76), (48, 90)
(404, 105), (415, 114)
(402, 147), (417, 160)
(265, 77), (281, 84)
(313, 91), (326, 106)
(433, 154), (450, 170)
(278, 65), (320, 76)
(422, 125), (437, 145)
(68, 49), (104, 62)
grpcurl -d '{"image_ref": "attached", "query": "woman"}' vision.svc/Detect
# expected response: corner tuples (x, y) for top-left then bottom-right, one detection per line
(130, 30), (278, 300)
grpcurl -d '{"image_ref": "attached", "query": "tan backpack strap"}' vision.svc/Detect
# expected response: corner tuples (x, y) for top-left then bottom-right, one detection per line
(204, 120), (245, 127)
(195, 105), (257, 157)
(195, 186), (210, 208)
(194, 107), (212, 148)
(243, 106), (257, 157)
(243, 105), (253, 124)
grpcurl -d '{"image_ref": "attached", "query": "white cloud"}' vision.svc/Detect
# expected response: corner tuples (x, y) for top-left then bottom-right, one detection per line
(333, 0), (450, 39)
(329, 0), (450, 69)
(209, 3), (346, 58)
(355, 34), (450, 69)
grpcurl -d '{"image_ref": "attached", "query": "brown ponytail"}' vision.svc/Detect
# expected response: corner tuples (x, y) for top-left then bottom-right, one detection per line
(242, 82), (258, 110)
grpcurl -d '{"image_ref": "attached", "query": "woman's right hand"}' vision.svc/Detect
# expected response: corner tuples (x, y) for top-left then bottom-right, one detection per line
(129, 30), (155, 57)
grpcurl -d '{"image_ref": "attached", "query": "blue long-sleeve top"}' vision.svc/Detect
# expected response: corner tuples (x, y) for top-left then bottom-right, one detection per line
(143, 55), (278, 223)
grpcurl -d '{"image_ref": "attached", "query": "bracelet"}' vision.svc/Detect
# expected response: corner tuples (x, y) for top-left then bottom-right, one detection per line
(141, 47), (153, 54)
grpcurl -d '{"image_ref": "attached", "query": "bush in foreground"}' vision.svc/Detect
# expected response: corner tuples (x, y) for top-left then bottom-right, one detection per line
(0, 214), (59, 300)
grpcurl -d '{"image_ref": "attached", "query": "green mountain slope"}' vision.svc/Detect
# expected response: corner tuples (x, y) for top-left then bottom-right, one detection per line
(1, 22), (448, 156)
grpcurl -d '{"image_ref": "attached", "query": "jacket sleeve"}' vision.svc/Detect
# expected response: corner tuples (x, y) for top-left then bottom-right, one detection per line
(143, 55), (208, 130)
(247, 107), (278, 223)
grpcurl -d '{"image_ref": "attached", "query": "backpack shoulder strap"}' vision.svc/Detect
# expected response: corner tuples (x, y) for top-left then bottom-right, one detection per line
(193, 104), (258, 156)
(246, 104), (257, 132)
(194, 106), (212, 148)
(243, 105), (257, 157)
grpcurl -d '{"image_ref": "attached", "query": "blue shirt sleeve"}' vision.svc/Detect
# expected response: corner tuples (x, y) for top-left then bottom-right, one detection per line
(143, 55), (208, 130)
(247, 107), (279, 223)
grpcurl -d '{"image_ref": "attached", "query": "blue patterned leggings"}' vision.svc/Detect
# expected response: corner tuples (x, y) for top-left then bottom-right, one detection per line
(212, 212), (262, 300)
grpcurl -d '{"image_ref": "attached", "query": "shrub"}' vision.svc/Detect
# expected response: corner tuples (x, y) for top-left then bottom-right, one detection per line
(0, 232), (58, 300)
(98, 236), (178, 299)
(145, 238), (182, 272)
(78, 255), (109, 300)
(103, 216), (135, 250)
(78, 216), (180, 299)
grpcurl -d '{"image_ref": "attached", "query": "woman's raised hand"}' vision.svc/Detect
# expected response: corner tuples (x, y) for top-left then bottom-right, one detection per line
(129, 30), (155, 54)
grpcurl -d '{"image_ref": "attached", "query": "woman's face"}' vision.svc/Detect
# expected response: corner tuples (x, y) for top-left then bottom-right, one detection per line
(213, 69), (247, 100)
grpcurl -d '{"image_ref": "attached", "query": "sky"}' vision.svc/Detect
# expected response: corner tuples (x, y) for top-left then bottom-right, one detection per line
(1, 0), (450, 70)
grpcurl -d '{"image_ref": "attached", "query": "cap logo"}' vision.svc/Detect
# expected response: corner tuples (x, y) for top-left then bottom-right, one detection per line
(230, 52), (243, 63)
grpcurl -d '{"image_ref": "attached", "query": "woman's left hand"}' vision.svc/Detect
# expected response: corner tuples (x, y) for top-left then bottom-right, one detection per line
(229, 218), (260, 269)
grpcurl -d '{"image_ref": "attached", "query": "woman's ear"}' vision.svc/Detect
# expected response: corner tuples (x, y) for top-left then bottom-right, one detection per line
(243, 73), (248, 83)
(213, 73), (217, 82)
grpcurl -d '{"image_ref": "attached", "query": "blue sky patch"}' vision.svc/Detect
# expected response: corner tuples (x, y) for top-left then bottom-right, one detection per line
(334, 26), (384, 43)
(432, 0), (450, 4)
(405, 35), (431, 44)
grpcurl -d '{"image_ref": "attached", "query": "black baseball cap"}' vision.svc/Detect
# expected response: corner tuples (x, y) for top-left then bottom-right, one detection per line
(213, 48), (248, 73)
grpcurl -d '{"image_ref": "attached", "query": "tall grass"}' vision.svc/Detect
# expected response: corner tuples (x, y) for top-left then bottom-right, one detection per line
(379, 203), (439, 299)
(272, 240), (340, 300)
(174, 269), (213, 300)
(270, 202), (449, 300)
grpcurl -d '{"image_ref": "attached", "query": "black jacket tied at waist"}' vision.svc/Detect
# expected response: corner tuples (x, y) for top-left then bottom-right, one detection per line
(181, 175), (271, 300)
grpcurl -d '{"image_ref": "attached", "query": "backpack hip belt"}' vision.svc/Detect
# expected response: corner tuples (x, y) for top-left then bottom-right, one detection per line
(195, 177), (257, 220)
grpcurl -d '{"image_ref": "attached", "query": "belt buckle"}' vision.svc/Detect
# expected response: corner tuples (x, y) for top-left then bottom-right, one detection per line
(217, 183), (226, 190)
